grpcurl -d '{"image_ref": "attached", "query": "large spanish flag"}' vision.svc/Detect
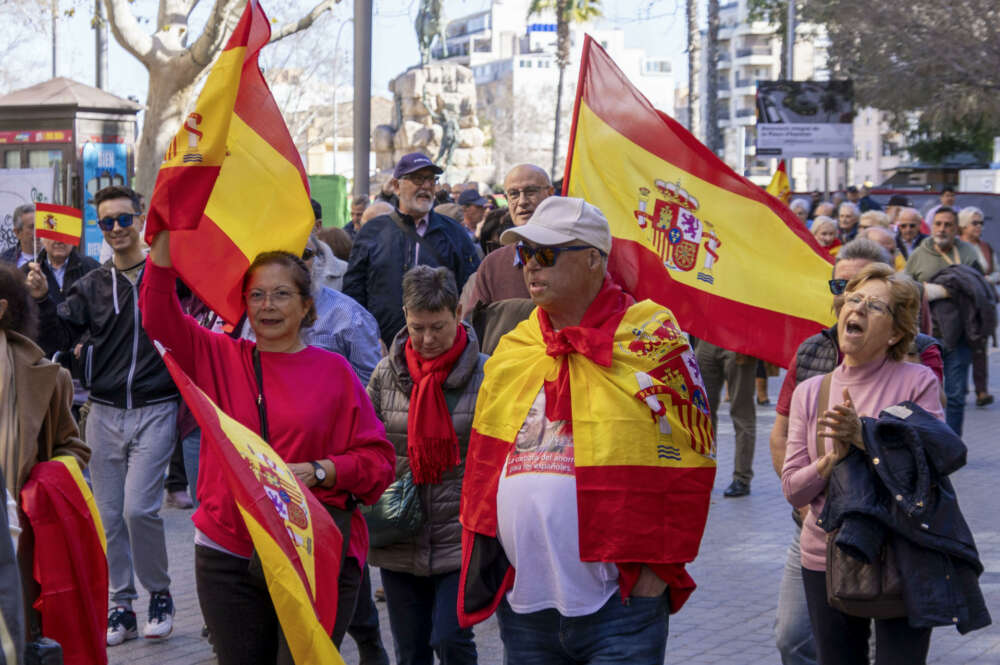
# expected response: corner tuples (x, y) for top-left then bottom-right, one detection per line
(20, 456), (107, 665)
(563, 36), (834, 367)
(157, 346), (345, 665)
(35, 203), (82, 245)
(145, 0), (313, 324)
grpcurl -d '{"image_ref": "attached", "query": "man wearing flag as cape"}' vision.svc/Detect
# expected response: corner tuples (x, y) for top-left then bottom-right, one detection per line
(458, 196), (716, 663)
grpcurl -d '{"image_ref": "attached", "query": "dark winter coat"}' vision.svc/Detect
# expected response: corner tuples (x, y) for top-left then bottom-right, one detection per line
(20, 248), (100, 358)
(343, 210), (480, 346)
(365, 322), (486, 576)
(928, 264), (997, 350)
(819, 402), (991, 634)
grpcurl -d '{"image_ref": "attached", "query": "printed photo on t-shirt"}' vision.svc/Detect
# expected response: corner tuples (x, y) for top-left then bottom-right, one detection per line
(507, 390), (574, 476)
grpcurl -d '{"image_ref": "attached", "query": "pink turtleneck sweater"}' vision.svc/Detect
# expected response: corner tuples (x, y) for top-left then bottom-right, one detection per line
(781, 356), (943, 571)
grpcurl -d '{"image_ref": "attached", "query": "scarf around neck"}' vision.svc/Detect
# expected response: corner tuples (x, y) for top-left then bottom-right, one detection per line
(404, 324), (468, 484)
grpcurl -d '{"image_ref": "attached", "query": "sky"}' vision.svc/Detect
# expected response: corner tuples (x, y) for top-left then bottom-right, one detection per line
(2, 0), (691, 105)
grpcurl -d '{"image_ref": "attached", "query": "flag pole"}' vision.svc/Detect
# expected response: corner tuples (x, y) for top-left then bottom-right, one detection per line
(560, 34), (593, 196)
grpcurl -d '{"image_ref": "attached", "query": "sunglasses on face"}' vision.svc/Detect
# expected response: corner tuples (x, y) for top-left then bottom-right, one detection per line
(829, 278), (848, 295)
(897, 223), (918, 229)
(515, 242), (597, 268)
(302, 247), (315, 261)
(97, 213), (137, 231)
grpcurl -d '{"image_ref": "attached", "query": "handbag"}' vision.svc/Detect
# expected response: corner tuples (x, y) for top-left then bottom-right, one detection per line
(816, 372), (907, 619)
(361, 470), (425, 549)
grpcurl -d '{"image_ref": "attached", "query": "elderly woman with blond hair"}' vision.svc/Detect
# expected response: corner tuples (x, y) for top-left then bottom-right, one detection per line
(782, 263), (946, 664)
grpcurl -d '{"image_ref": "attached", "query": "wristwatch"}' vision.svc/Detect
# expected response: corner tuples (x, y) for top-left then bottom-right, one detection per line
(310, 461), (327, 486)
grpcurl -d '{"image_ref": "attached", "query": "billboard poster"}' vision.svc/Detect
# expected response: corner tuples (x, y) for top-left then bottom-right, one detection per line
(82, 142), (128, 259)
(756, 80), (854, 159)
(0, 167), (55, 249)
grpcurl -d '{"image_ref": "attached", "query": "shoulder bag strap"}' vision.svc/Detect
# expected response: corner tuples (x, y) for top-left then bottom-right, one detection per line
(388, 209), (444, 267)
(252, 346), (269, 443)
(815, 372), (833, 458)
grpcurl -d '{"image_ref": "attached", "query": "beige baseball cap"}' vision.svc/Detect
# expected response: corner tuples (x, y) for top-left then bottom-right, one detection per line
(500, 196), (612, 254)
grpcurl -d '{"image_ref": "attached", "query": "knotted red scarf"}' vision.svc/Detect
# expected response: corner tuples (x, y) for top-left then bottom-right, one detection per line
(405, 324), (468, 484)
(537, 274), (633, 366)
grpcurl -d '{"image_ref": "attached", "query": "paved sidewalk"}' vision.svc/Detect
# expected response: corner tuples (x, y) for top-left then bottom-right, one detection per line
(111, 350), (1000, 664)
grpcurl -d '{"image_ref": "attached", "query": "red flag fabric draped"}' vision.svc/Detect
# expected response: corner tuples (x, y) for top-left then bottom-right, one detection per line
(145, 0), (313, 325)
(562, 36), (835, 367)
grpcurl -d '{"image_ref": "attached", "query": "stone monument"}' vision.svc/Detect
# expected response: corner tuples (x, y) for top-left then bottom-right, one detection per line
(374, 63), (494, 187)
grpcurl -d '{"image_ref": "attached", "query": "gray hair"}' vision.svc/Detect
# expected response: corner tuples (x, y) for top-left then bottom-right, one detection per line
(12, 204), (34, 230)
(402, 265), (459, 313)
(811, 216), (837, 234)
(958, 206), (984, 228)
(790, 198), (810, 214)
(837, 201), (860, 218)
(834, 237), (893, 276)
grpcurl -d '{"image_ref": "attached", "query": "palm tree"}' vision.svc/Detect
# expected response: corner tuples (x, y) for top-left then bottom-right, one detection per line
(687, 0), (702, 140)
(528, 0), (602, 177)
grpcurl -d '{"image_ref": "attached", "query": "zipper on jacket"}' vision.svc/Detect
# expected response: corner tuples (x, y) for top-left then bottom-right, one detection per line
(125, 278), (140, 410)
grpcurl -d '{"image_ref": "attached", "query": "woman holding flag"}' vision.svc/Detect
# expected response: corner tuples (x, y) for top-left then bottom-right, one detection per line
(141, 231), (395, 664)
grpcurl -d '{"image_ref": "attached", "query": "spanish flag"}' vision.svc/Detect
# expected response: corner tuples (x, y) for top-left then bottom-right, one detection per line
(766, 159), (791, 205)
(145, 0), (313, 324)
(563, 36), (834, 367)
(157, 346), (345, 665)
(34, 203), (82, 245)
(20, 457), (107, 665)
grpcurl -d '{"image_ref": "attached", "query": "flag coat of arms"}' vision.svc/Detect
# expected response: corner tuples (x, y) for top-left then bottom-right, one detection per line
(34, 204), (83, 245)
(145, 0), (313, 325)
(563, 36), (835, 367)
(157, 347), (346, 665)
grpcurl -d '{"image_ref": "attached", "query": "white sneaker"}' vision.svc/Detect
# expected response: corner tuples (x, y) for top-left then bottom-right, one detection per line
(143, 590), (175, 639)
(107, 606), (138, 646)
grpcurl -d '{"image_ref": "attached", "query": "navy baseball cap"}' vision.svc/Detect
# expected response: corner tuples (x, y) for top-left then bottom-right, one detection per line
(458, 189), (488, 207)
(887, 194), (910, 207)
(393, 153), (444, 179)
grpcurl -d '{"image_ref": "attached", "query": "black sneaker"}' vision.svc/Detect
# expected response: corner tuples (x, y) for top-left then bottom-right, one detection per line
(143, 590), (175, 639)
(107, 605), (138, 646)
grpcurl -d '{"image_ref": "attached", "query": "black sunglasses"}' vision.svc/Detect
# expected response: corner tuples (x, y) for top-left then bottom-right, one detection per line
(829, 278), (848, 295)
(515, 242), (596, 268)
(97, 213), (137, 232)
(302, 247), (315, 261)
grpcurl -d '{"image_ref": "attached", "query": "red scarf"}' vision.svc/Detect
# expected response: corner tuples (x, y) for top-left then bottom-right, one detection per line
(537, 274), (633, 367)
(405, 324), (468, 484)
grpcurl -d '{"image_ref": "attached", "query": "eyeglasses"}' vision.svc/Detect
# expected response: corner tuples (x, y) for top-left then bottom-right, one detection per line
(97, 213), (137, 231)
(897, 223), (918, 229)
(829, 279), (848, 295)
(505, 186), (545, 201)
(515, 242), (596, 268)
(301, 247), (315, 261)
(970, 220), (984, 226)
(844, 293), (892, 316)
(245, 288), (300, 306)
(402, 173), (439, 186)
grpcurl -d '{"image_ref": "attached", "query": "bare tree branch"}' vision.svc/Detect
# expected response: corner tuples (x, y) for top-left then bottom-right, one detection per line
(189, 0), (245, 66)
(103, 0), (154, 62)
(269, 0), (338, 43)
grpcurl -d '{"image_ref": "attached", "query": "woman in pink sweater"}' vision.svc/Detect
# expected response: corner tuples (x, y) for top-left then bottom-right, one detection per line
(782, 263), (944, 665)
(141, 231), (394, 665)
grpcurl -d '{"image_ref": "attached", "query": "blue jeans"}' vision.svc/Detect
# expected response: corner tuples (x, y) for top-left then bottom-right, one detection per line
(496, 593), (669, 665)
(774, 525), (817, 665)
(942, 341), (972, 436)
(380, 568), (476, 665)
(181, 427), (201, 508)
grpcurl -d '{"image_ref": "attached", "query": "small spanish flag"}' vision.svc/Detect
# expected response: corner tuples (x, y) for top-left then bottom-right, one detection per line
(35, 203), (83, 245)
(766, 160), (792, 205)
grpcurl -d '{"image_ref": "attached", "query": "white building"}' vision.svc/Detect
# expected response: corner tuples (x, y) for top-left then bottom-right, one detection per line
(701, 0), (907, 192)
(432, 0), (674, 182)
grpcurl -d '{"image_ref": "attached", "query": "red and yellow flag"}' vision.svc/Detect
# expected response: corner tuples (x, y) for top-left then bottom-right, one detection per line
(563, 36), (834, 367)
(157, 346), (345, 665)
(146, 0), (313, 324)
(34, 203), (82, 245)
(20, 457), (107, 665)
(766, 159), (791, 204)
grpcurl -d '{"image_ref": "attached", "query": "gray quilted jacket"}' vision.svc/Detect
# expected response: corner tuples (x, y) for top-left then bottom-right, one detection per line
(366, 322), (486, 576)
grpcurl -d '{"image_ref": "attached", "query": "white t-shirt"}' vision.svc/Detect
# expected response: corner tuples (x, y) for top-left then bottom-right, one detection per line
(496, 388), (618, 616)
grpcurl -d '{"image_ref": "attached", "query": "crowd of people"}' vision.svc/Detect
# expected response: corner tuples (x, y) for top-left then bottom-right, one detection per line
(0, 154), (995, 665)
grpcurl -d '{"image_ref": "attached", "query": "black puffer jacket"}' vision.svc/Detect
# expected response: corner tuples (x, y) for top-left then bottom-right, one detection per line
(343, 210), (480, 346)
(35, 259), (177, 409)
(21, 248), (100, 358)
(366, 322), (486, 576)
(819, 402), (991, 634)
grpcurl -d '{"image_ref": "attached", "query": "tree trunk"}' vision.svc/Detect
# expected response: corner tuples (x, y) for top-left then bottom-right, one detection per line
(687, 0), (701, 141)
(551, 64), (565, 179)
(134, 65), (201, 196)
(706, 0), (720, 154)
(551, 0), (570, 179)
